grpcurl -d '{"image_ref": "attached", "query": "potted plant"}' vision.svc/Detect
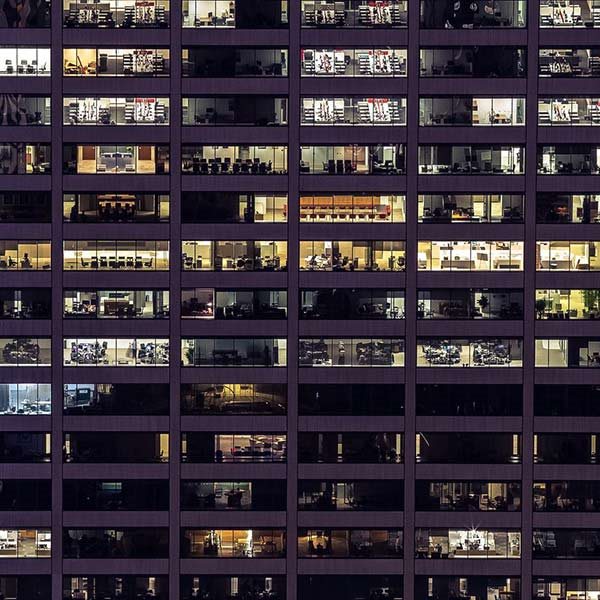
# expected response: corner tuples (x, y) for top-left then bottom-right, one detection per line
(535, 298), (547, 319)
(583, 290), (600, 318)
(477, 295), (489, 316)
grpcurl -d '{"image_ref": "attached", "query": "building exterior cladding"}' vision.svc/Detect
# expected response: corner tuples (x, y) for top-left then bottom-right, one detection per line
(3, 0), (600, 598)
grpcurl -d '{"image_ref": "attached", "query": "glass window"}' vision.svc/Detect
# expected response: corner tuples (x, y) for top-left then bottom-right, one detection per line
(417, 338), (523, 367)
(182, 47), (288, 77)
(0, 96), (50, 126)
(182, 0), (288, 28)
(301, 47), (407, 77)
(63, 0), (169, 27)
(0, 338), (51, 366)
(420, 47), (526, 77)
(301, 0), (407, 28)
(63, 97), (169, 125)
(0, 530), (51, 557)
(539, 48), (600, 78)
(0, 47), (50, 75)
(63, 48), (170, 77)
(181, 338), (287, 367)
(540, 0), (600, 27)
(63, 338), (169, 366)
(421, 0), (526, 27)
(299, 338), (404, 367)
(0, 384), (51, 415)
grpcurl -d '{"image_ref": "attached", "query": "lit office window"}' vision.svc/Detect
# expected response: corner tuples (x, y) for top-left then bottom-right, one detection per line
(420, 97), (525, 126)
(63, 338), (169, 366)
(415, 528), (521, 558)
(0, 530), (51, 557)
(417, 241), (524, 271)
(63, 240), (169, 270)
(63, 145), (169, 174)
(539, 48), (600, 77)
(300, 145), (405, 174)
(63, 0), (169, 27)
(299, 241), (405, 271)
(417, 338), (523, 367)
(535, 289), (600, 320)
(181, 241), (287, 271)
(182, 529), (286, 557)
(536, 241), (600, 270)
(0, 47), (50, 75)
(418, 194), (523, 223)
(63, 48), (170, 76)
(419, 145), (524, 174)
(63, 97), (169, 125)
(535, 338), (600, 367)
(301, 48), (407, 77)
(301, 0), (407, 27)
(300, 193), (405, 222)
(540, 0), (600, 27)
(0, 338), (51, 366)
(301, 97), (406, 125)
(0, 384), (51, 415)
(299, 338), (405, 366)
(182, 145), (287, 174)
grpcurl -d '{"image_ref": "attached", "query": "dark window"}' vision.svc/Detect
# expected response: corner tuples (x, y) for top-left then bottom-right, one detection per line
(63, 576), (167, 600)
(63, 480), (169, 510)
(0, 432), (50, 462)
(183, 96), (287, 126)
(417, 289), (523, 320)
(63, 432), (168, 462)
(0, 288), (51, 319)
(1, 1), (50, 26)
(63, 529), (169, 558)
(181, 384), (287, 415)
(181, 576), (285, 600)
(298, 576), (403, 600)
(298, 432), (402, 463)
(415, 576), (520, 600)
(420, 46), (526, 77)
(420, 0), (525, 28)
(299, 384), (404, 415)
(416, 433), (520, 464)
(535, 434), (599, 464)
(416, 384), (522, 416)
(0, 192), (51, 222)
(533, 529), (600, 559)
(298, 529), (403, 558)
(535, 385), (600, 416)
(299, 480), (403, 510)
(300, 289), (404, 319)
(0, 479), (51, 510)
(415, 481), (521, 511)
(1, 576), (51, 600)
(181, 480), (286, 510)
(535, 481), (600, 512)
(63, 383), (169, 415)
(182, 47), (288, 77)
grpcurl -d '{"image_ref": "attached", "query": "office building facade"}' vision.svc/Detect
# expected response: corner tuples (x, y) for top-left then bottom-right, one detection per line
(1, 0), (600, 598)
